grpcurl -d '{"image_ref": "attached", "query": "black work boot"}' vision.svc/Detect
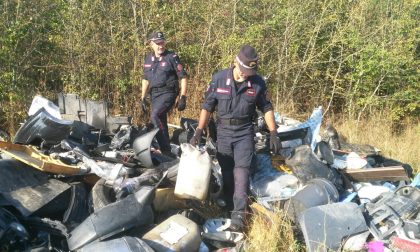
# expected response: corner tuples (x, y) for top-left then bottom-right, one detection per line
(229, 212), (245, 232)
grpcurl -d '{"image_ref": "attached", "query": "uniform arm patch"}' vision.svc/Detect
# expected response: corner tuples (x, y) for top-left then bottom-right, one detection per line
(246, 89), (256, 96)
(216, 88), (231, 94)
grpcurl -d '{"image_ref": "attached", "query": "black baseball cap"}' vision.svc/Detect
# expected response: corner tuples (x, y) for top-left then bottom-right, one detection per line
(236, 45), (258, 76)
(148, 31), (165, 43)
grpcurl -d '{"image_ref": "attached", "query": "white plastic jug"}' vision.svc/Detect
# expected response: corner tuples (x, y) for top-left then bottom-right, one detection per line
(174, 143), (211, 201)
(142, 214), (201, 252)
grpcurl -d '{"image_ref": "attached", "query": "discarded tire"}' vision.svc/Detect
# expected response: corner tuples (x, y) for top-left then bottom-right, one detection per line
(89, 179), (116, 212)
(63, 182), (89, 227)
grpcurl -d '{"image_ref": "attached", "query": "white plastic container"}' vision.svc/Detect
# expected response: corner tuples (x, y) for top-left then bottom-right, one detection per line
(142, 214), (201, 252)
(174, 143), (211, 201)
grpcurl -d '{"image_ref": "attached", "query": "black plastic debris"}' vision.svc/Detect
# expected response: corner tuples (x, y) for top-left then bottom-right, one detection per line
(171, 118), (199, 145)
(13, 108), (73, 147)
(19, 216), (69, 251)
(285, 178), (339, 222)
(67, 186), (156, 250)
(133, 128), (159, 168)
(314, 141), (334, 165)
(110, 126), (143, 150)
(0, 208), (29, 250)
(299, 202), (368, 252)
(366, 192), (420, 240)
(322, 123), (341, 150)
(0, 159), (71, 217)
(286, 144), (344, 191)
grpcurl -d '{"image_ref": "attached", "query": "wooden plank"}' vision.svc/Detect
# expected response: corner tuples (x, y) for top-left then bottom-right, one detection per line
(342, 166), (409, 182)
(0, 141), (81, 175)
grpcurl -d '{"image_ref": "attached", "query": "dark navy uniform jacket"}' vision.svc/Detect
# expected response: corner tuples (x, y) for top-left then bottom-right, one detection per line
(202, 68), (273, 137)
(143, 50), (187, 95)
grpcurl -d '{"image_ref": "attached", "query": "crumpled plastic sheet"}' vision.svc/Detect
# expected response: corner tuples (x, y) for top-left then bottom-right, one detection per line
(28, 95), (62, 119)
(81, 157), (127, 184)
(276, 106), (323, 151)
(250, 154), (298, 199)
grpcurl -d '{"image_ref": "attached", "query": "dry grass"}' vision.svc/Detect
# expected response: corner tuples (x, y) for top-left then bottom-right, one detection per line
(333, 116), (420, 173)
(246, 207), (304, 252)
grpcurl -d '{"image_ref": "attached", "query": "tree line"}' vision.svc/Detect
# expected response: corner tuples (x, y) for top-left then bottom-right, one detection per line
(0, 0), (418, 132)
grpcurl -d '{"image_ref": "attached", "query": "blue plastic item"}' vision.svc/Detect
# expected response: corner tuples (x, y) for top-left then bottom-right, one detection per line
(410, 173), (420, 188)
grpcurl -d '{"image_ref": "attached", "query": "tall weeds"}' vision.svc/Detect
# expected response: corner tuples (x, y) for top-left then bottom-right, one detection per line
(247, 208), (303, 252)
(334, 115), (419, 173)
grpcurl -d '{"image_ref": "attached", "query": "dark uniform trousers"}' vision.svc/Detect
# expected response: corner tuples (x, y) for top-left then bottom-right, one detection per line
(216, 125), (254, 222)
(150, 91), (177, 152)
(201, 68), (273, 226)
(143, 50), (187, 152)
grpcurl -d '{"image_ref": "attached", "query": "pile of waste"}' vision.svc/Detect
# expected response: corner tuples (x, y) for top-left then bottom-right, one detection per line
(249, 109), (419, 252)
(0, 94), (418, 252)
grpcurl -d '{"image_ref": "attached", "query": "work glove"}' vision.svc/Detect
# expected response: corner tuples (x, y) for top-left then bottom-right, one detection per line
(269, 130), (281, 154)
(140, 98), (148, 114)
(189, 128), (203, 147)
(177, 95), (187, 111)
(114, 177), (140, 200)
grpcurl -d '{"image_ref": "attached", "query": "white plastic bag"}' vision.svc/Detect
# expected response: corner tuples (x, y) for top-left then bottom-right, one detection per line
(346, 152), (368, 169)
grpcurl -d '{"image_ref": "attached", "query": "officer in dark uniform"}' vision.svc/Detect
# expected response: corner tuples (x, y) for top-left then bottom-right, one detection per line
(190, 45), (281, 231)
(141, 31), (188, 153)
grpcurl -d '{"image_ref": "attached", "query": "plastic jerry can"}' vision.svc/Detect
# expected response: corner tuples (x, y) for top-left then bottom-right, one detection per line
(174, 143), (211, 201)
(153, 188), (188, 212)
(142, 214), (201, 252)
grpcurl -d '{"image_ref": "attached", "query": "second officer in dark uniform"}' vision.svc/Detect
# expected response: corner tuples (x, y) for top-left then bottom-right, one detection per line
(141, 31), (188, 154)
(190, 45), (281, 231)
